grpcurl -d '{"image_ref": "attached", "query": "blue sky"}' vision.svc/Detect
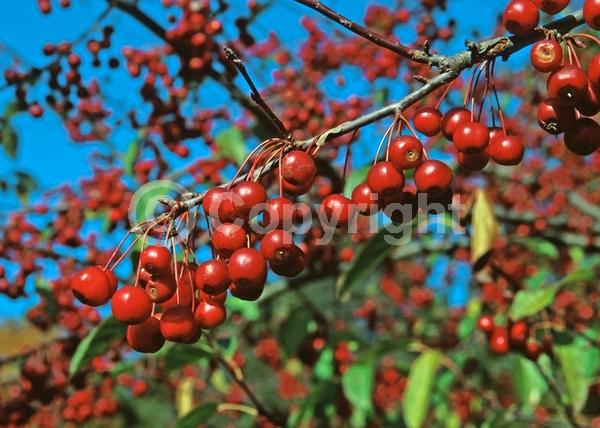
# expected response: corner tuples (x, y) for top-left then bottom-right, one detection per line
(0, 1), (512, 318)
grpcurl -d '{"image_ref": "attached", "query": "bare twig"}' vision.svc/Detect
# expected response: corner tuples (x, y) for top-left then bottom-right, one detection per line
(222, 46), (288, 137)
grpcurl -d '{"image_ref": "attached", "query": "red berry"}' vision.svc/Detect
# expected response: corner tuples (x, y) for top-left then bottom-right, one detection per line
(280, 150), (317, 185)
(366, 161), (405, 196)
(389, 136), (424, 170)
(140, 245), (171, 275)
(489, 135), (525, 165)
(452, 121), (489, 152)
(457, 150), (490, 172)
(587, 53), (600, 86)
(382, 190), (419, 224)
(576, 83), (600, 117)
(211, 223), (247, 258)
(111, 285), (152, 324)
(282, 176), (313, 196)
(502, 0), (539, 36)
(351, 182), (378, 215)
(490, 326), (510, 354)
(269, 245), (306, 278)
(441, 107), (471, 140)
(537, 98), (577, 134)
(533, 0), (569, 14)
(524, 340), (543, 360)
(198, 289), (227, 305)
(263, 197), (299, 229)
(530, 39), (563, 73)
(161, 267), (195, 310)
(203, 187), (237, 223)
(159, 306), (196, 343)
(509, 320), (529, 345)
(414, 160), (453, 196)
(194, 299), (226, 329)
(229, 248), (267, 289)
(477, 315), (494, 334)
(413, 107), (442, 136)
(260, 229), (294, 263)
(70, 266), (113, 307)
(321, 194), (355, 227)
(230, 281), (264, 301)
(29, 103), (44, 118)
(564, 117), (600, 156)
(584, 0), (600, 30)
(195, 259), (230, 295)
(126, 316), (164, 353)
(547, 65), (589, 106)
(145, 274), (177, 303)
(104, 270), (118, 295)
(233, 181), (267, 219)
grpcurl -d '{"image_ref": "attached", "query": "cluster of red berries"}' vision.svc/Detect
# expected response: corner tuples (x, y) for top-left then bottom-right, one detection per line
(477, 316), (548, 360)
(36, 0), (70, 15)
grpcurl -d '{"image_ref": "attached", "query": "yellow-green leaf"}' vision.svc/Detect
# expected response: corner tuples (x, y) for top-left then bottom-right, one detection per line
(402, 350), (442, 428)
(470, 189), (498, 270)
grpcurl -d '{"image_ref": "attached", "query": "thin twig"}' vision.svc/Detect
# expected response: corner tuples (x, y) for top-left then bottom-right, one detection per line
(222, 46), (288, 137)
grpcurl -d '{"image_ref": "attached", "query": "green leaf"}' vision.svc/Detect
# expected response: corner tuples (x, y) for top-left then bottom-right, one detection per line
(228, 296), (261, 320)
(343, 166), (369, 198)
(402, 350), (442, 428)
(215, 127), (246, 166)
(288, 381), (335, 428)
(173, 402), (218, 428)
(519, 238), (559, 260)
(69, 317), (126, 376)
(164, 343), (212, 373)
(508, 282), (561, 321)
(336, 227), (402, 297)
(514, 355), (547, 411)
(341, 360), (375, 411)
(1, 124), (18, 158)
(314, 347), (335, 381)
(123, 137), (139, 176)
(278, 308), (312, 355)
(554, 334), (600, 412)
(15, 171), (37, 203)
(470, 189), (498, 271)
(34, 278), (59, 322)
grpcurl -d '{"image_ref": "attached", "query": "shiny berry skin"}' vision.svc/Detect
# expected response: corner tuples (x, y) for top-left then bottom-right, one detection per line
(366, 161), (405, 196)
(198, 289), (227, 305)
(161, 268), (195, 310)
(490, 326), (510, 354)
(194, 299), (226, 329)
(576, 83), (600, 117)
(489, 135), (525, 165)
(260, 229), (294, 263)
(564, 118), (600, 156)
(159, 306), (196, 343)
(488, 127), (506, 142)
(233, 181), (267, 219)
(477, 315), (495, 334)
(202, 187), (237, 223)
(537, 98), (577, 134)
(111, 285), (152, 324)
(321, 194), (355, 227)
(452, 121), (489, 153)
(457, 150), (490, 172)
(263, 197), (299, 229)
(533, 0), (569, 14)
(389, 136), (424, 170)
(351, 182), (378, 215)
(587, 53), (600, 86)
(126, 316), (165, 353)
(547, 65), (589, 106)
(269, 245), (306, 278)
(529, 39), (563, 73)
(140, 245), (171, 275)
(105, 270), (118, 295)
(195, 259), (230, 295)
(509, 321), (529, 345)
(502, 0), (539, 36)
(70, 266), (113, 307)
(229, 248), (267, 288)
(414, 160), (453, 196)
(413, 107), (442, 136)
(280, 150), (317, 185)
(441, 107), (471, 140)
(230, 281), (264, 301)
(145, 274), (177, 303)
(211, 223), (247, 258)
(584, 0), (600, 30)
(282, 176), (312, 196)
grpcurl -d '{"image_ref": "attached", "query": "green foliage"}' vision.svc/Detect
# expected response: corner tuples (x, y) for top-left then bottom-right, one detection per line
(342, 357), (376, 412)
(173, 402), (218, 428)
(69, 316), (126, 376)
(402, 350), (442, 428)
(278, 307), (312, 356)
(215, 127), (247, 166)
